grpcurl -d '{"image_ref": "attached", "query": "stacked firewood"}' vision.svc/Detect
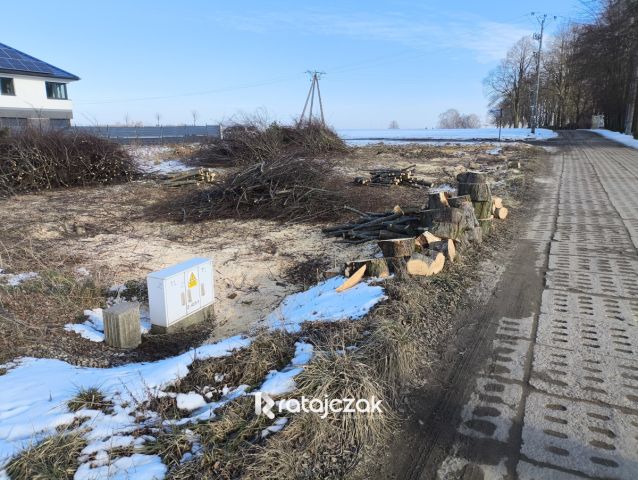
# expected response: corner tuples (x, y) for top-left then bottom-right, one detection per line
(326, 172), (510, 286)
(161, 168), (217, 187)
(354, 165), (431, 188)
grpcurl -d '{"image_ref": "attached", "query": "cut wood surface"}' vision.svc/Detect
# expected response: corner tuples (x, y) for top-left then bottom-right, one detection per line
(415, 231), (442, 248)
(406, 251), (445, 276)
(492, 196), (503, 209)
(428, 191), (450, 210)
(494, 207), (509, 219)
(336, 265), (366, 292)
(378, 238), (415, 257)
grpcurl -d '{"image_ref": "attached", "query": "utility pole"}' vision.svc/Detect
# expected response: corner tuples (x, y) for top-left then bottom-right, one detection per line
(299, 71), (326, 126)
(530, 13), (553, 134)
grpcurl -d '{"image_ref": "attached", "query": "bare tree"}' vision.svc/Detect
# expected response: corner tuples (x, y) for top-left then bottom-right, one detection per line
(388, 120), (399, 129)
(191, 110), (199, 127)
(484, 37), (536, 127)
(437, 109), (481, 128)
(155, 112), (162, 127)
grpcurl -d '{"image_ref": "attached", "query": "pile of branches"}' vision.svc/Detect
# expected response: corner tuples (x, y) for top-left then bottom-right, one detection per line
(177, 154), (344, 222)
(323, 206), (425, 243)
(0, 129), (139, 196)
(193, 122), (347, 166)
(354, 164), (432, 188)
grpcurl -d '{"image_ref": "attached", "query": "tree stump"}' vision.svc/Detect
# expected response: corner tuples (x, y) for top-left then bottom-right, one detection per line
(345, 258), (391, 278)
(378, 238), (415, 257)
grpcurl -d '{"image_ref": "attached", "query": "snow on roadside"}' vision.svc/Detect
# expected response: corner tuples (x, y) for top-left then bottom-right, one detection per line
(0, 335), (250, 467)
(266, 277), (386, 333)
(590, 129), (638, 149)
(0, 274), (386, 475)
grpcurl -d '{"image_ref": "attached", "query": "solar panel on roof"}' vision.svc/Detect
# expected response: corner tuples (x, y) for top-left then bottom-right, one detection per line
(0, 42), (79, 80)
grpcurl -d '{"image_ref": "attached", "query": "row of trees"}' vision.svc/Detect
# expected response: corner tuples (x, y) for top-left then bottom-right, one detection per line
(484, 0), (638, 135)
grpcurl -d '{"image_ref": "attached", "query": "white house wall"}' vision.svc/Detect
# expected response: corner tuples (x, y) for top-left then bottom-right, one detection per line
(0, 73), (73, 114)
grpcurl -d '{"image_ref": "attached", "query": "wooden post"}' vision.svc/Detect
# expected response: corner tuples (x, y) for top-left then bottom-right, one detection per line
(104, 302), (141, 349)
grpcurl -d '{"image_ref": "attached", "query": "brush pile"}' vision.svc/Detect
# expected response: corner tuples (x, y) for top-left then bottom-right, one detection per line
(0, 129), (138, 196)
(177, 154), (343, 221)
(194, 122), (347, 166)
(325, 171), (510, 281)
(160, 167), (217, 187)
(354, 164), (432, 188)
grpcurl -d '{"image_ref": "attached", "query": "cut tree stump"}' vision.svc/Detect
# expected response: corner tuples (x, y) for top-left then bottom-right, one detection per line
(478, 218), (493, 236)
(448, 195), (472, 208)
(430, 239), (457, 262)
(457, 172), (487, 184)
(336, 265), (366, 292)
(406, 251), (445, 276)
(494, 207), (509, 219)
(378, 238), (415, 257)
(345, 258), (391, 278)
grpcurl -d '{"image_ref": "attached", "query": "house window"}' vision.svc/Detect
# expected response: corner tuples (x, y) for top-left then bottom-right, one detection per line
(0, 77), (15, 95)
(45, 82), (68, 100)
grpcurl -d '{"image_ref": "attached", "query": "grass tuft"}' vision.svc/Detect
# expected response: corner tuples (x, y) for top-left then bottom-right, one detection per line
(5, 431), (86, 480)
(67, 387), (113, 414)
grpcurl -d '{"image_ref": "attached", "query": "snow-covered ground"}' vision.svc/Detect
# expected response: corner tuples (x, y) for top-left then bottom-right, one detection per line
(590, 129), (638, 149)
(338, 128), (557, 146)
(0, 270), (38, 287)
(0, 276), (386, 478)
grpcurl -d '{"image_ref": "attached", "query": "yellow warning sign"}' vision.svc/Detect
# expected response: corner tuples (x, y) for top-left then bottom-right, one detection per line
(187, 272), (198, 289)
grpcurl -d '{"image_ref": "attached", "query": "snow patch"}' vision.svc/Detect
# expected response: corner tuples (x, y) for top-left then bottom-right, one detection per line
(266, 277), (386, 333)
(175, 393), (207, 412)
(0, 271), (38, 286)
(591, 129), (638, 149)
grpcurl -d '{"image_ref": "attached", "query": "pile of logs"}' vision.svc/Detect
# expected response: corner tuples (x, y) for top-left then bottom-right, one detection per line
(354, 165), (431, 188)
(161, 168), (217, 187)
(326, 171), (510, 284)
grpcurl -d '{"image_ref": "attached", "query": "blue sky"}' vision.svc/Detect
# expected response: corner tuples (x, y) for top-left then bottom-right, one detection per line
(3, 1), (583, 128)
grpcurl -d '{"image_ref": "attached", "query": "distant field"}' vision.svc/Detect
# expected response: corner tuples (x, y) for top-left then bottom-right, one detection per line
(338, 128), (557, 145)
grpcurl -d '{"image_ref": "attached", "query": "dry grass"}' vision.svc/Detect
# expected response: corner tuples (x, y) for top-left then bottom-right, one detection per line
(174, 331), (296, 399)
(5, 431), (86, 479)
(67, 387), (113, 414)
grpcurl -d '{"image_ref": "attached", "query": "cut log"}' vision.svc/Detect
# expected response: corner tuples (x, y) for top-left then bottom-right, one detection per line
(447, 195), (472, 208)
(492, 196), (503, 209)
(494, 207), (509, 219)
(415, 231), (441, 249)
(345, 258), (391, 278)
(478, 218), (492, 236)
(430, 239), (457, 262)
(507, 160), (521, 169)
(473, 200), (493, 221)
(336, 265), (366, 292)
(457, 171), (487, 184)
(458, 182), (491, 202)
(406, 251), (445, 276)
(378, 238), (415, 257)
(427, 191), (449, 210)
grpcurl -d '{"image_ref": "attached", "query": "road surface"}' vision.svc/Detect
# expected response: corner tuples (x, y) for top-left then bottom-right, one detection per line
(383, 131), (638, 480)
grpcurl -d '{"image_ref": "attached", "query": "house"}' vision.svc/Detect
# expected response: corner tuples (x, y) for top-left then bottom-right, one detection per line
(0, 42), (79, 129)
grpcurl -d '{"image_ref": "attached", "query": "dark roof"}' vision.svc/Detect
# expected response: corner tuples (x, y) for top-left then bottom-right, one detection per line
(0, 42), (79, 81)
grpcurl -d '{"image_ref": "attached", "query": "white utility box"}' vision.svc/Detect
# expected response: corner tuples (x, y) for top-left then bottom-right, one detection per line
(147, 257), (214, 333)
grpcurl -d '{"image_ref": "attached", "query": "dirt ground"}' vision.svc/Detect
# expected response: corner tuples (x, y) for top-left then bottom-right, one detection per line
(0, 141), (539, 367)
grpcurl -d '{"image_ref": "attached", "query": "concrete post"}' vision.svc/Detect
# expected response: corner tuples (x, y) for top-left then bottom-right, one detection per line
(103, 302), (141, 349)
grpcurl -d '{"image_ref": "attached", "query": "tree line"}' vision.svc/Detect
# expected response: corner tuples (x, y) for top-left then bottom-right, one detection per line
(484, 0), (638, 136)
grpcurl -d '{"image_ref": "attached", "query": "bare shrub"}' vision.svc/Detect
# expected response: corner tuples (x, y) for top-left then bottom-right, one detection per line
(192, 122), (347, 167)
(0, 129), (139, 196)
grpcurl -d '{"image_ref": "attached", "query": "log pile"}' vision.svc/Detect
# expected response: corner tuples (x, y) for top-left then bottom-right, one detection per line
(161, 168), (217, 187)
(328, 172), (511, 287)
(354, 165), (432, 188)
